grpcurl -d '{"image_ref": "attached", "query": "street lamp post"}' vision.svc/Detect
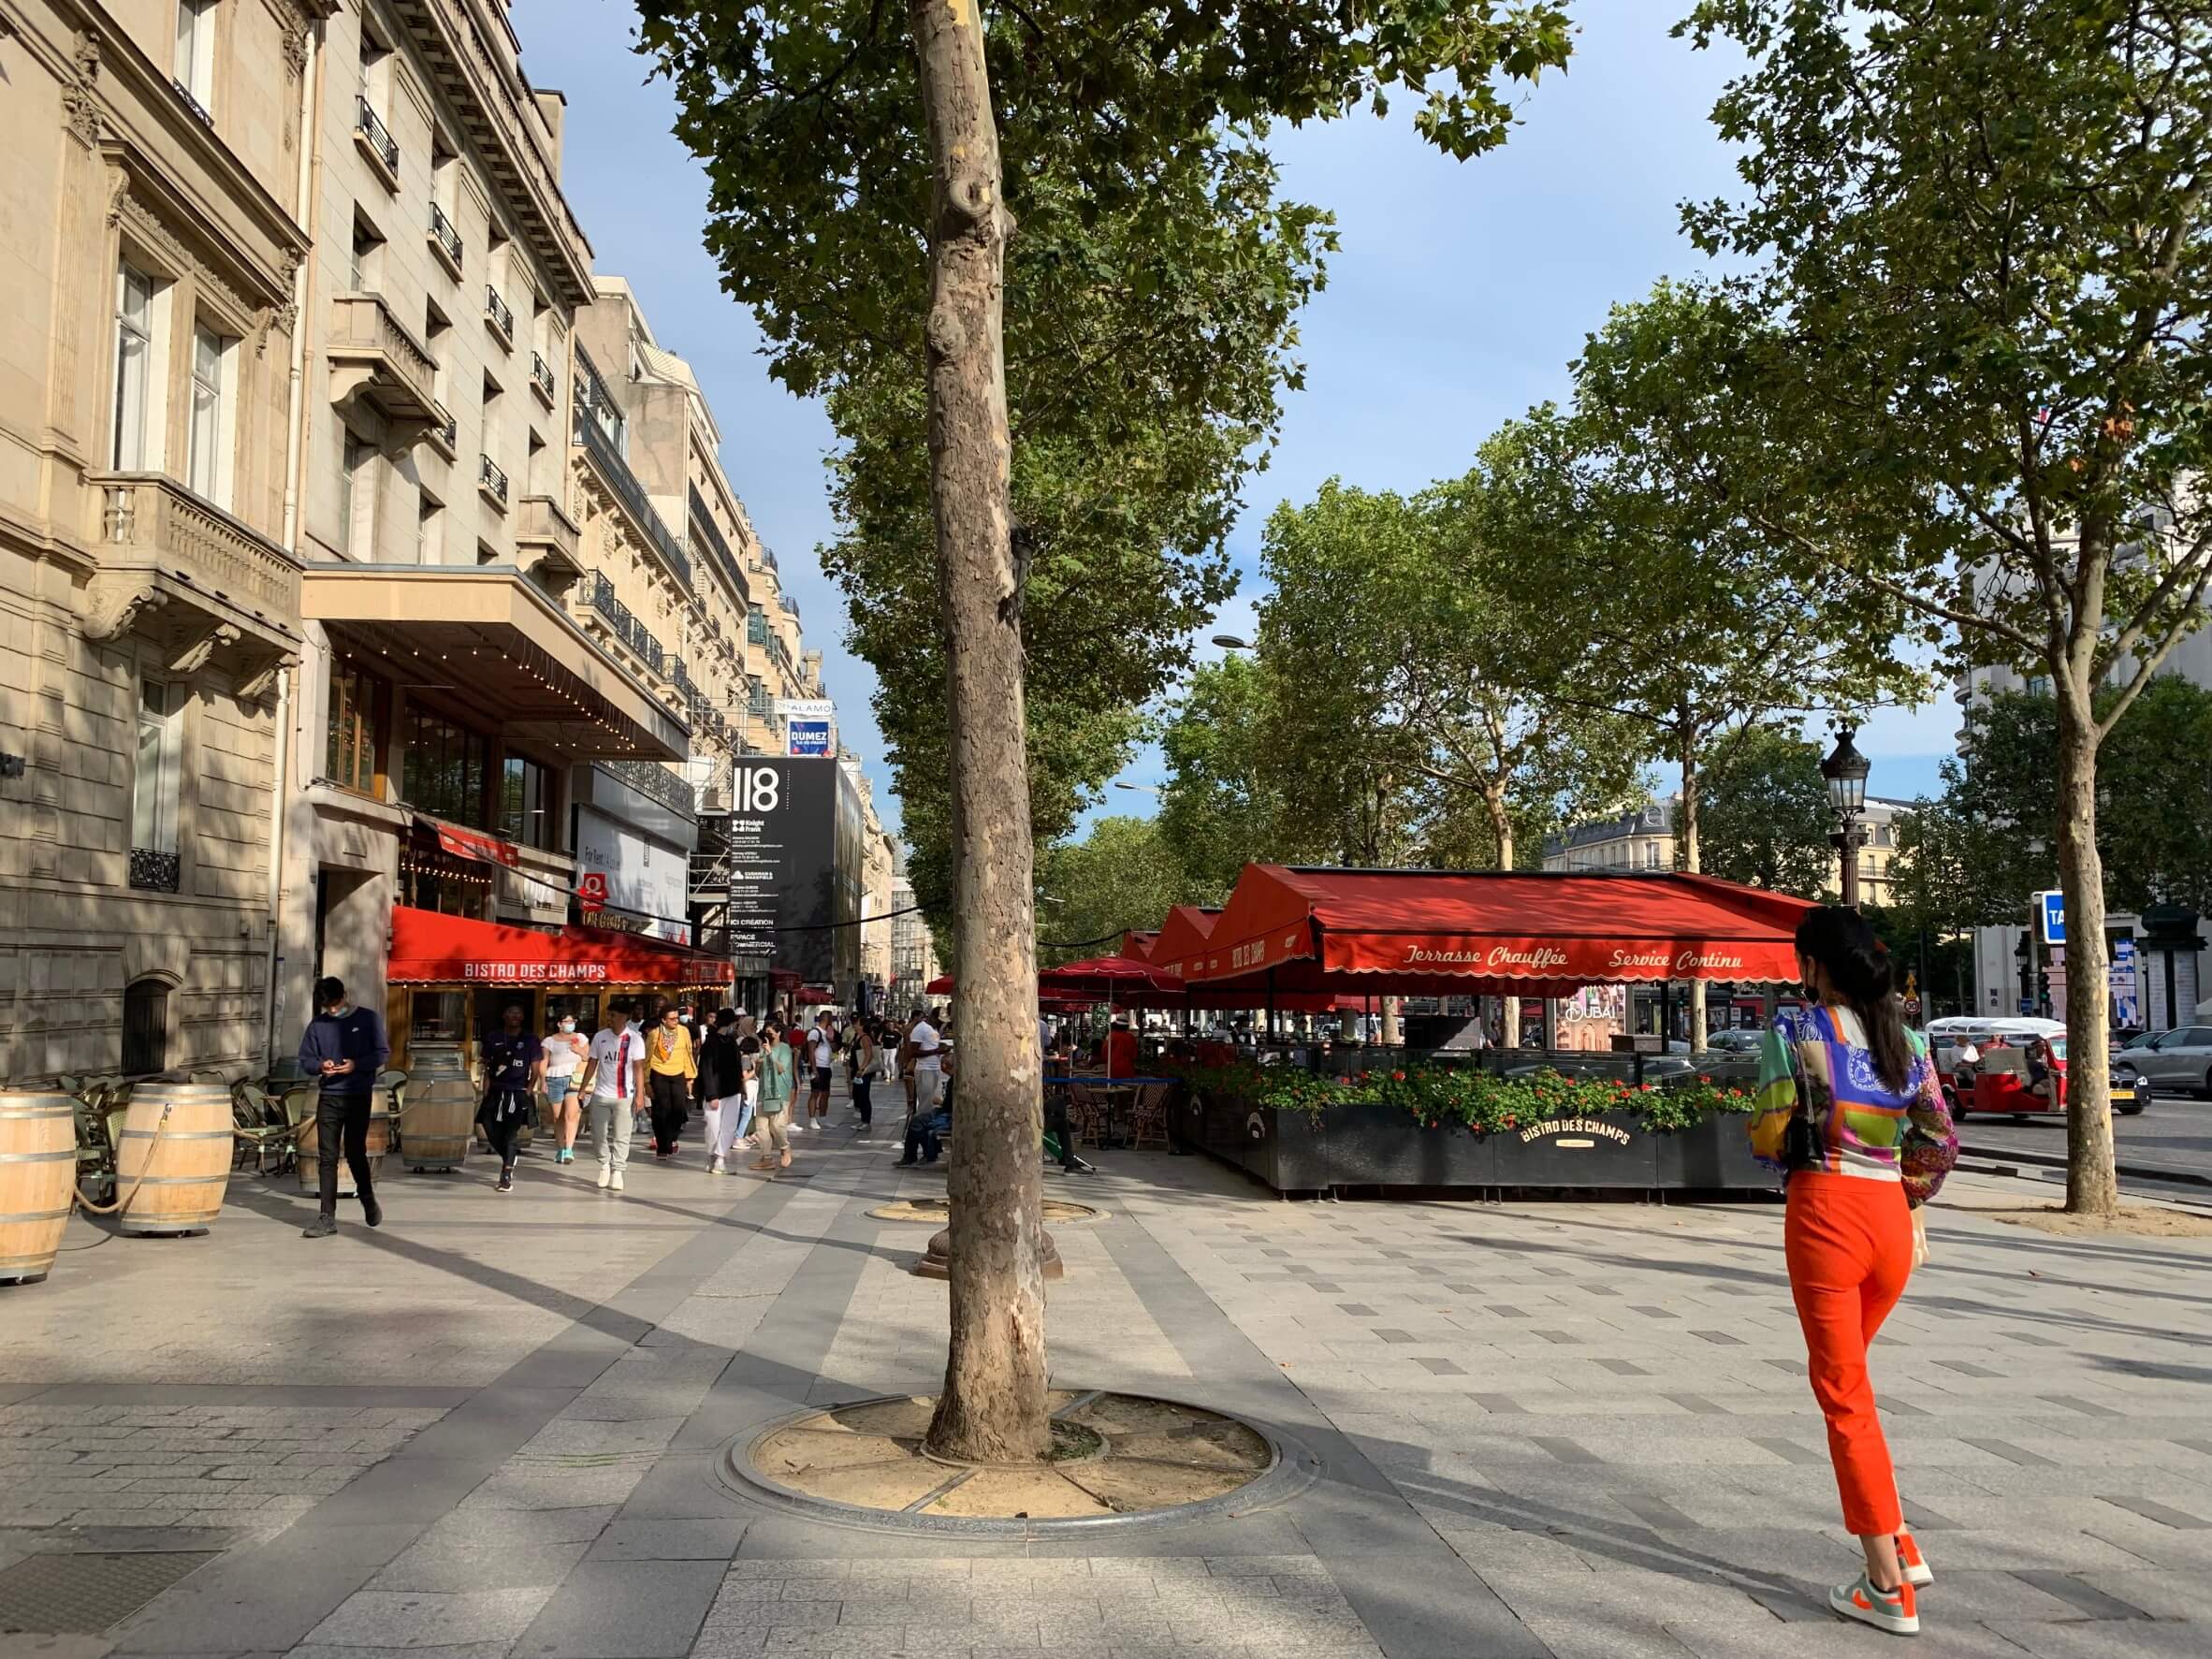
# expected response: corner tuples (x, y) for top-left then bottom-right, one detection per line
(1820, 722), (1872, 909)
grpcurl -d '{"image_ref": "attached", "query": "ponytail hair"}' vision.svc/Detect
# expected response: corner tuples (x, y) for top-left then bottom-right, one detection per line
(1795, 906), (1914, 1093)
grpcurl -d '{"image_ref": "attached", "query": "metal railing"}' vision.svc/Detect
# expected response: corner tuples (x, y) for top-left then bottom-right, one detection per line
(669, 656), (697, 705)
(686, 484), (750, 604)
(431, 405), (458, 452)
(748, 678), (771, 718)
(600, 756), (692, 819)
(429, 202), (462, 267)
(478, 453), (508, 504)
(173, 79), (214, 128)
(356, 95), (398, 171)
(530, 351), (556, 402)
(580, 571), (664, 676)
(575, 411), (691, 589)
(129, 848), (181, 893)
(485, 284), (515, 341)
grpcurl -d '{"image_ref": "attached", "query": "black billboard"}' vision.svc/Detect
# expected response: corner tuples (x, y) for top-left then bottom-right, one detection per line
(722, 758), (861, 997)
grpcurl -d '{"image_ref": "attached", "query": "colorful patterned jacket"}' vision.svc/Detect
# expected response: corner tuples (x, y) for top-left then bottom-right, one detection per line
(1752, 1005), (1958, 1207)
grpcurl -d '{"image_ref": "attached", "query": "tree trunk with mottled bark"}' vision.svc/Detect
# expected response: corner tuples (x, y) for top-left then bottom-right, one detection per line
(2054, 669), (2118, 1218)
(910, 0), (1050, 1462)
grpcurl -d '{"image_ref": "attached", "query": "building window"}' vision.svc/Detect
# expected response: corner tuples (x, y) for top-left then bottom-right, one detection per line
(339, 431), (371, 559)
(187, 324), (233, 505)
(400, 708), (488, 828)
(747, 610), (768, 646)
(122, 979), (169, 1076)
(498, 753), (553, 849)
(327, 664), (380, 794)
(173, 0), (217, 110)
(131, 679), (184, 880)
(113, 265), (156, 471)
(1644, 841), (1662, 870)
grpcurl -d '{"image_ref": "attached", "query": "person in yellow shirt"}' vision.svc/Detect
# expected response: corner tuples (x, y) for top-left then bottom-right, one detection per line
(645, 1001), (696, 1160)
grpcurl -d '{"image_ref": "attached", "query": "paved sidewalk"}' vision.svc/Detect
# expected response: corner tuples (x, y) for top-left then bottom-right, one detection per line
(3, 1094), (2210, 1659)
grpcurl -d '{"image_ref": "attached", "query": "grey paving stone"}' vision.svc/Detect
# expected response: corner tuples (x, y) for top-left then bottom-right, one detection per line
(366, 1539), (590, 1593)
(589, 1519), (749, 1562)
(2094, 1495), (2212, 1530)
(517, 1558), (728, 1657)
(302, 1587), (556, 1648)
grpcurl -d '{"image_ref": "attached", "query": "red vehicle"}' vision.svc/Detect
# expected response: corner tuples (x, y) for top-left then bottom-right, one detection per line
(1955, 1036), (2141, 1120)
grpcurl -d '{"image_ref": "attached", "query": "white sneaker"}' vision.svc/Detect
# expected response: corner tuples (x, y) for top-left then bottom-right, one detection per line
(1829, 1573), (1918, 1636)
(708, 1157), (725, 1175)
(610, 1171), (625, 1192)
(596, 1165), (612, 1188)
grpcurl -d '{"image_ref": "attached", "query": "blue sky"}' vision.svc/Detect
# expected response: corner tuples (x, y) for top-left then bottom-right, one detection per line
(527, 0), (1962, 836)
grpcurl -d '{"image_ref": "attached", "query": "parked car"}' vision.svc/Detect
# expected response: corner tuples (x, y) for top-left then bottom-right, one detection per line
(1702, 1029), (1765, 1055)
(2115, 1026), (2212, 1099)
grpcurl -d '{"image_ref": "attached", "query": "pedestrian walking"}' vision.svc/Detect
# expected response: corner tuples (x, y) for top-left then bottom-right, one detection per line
(646, 1002), (695, 1158)
(749, 1017), (796, 1171)
(898, 1011), (919, 1119)
(580, 998), (643, 1191)
(736, 1015), (763, 1152)
(695, 1009), (750, 1175)
(806, 1011), (837, 1131)
(477, 1003), (543, 1194)
(1751, 906), (1957, 1637)
(542, 1011), (589, 1164)
(296, 976), (389, 1238)
(909, 1007), (944, 1120)
(850, 1019), (877, 1128)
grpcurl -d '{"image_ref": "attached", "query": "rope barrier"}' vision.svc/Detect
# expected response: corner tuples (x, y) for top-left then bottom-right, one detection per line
(70, 1099), (171, 1216)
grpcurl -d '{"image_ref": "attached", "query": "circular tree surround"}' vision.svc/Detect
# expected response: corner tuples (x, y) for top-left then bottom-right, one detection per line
(726, 1390), (1313, 1535)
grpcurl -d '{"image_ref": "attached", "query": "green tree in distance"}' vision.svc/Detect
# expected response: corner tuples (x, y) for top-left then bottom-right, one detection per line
(1694, 723), (1837, 900)
(1156, 657), (1317, 905)
(636, 0), (1575, 1459)
(1681, 0), (2212, 1215)
(1035, 817), (1188, 968)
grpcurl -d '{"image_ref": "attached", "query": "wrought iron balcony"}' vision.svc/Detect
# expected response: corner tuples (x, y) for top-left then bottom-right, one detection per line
(530, 351), (556, 405)
(355, 95), (400, 180)
(129, 848), (182, 893)
(574, 407), (691, 589)
(428, 202), (463, 274)
(668, 655), (697, 706)
(686, 483), (750, 605)
(580, 571), (664, 677)
(601, 756), (692, 819)
(428, 404), (458, 458)
(478, 453), (509, 507)
(485, 284), (515, 344)
(172, 78), (214, 128)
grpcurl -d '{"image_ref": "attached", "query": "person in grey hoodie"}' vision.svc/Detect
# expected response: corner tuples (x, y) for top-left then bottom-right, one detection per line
(297, 976), (390, 1238)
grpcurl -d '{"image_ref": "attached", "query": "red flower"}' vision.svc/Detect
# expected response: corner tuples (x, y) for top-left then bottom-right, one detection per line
(1639, 1084), (1654, 1093)
(1697, 1074), (1712, 1084)
(1503, 1114), (1517, 1128)
(1392, 1070), (1406, 1082)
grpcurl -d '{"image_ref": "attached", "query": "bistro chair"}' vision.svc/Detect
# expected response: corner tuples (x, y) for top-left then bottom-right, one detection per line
(231, 1084), (294, 1174)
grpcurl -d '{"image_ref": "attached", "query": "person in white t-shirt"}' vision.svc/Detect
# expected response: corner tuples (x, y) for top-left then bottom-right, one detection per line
(909, 1011), (943, 1121)
(541, 1012), (590, 1166)
(577, 997), (645, 1191)
(806, 1012), (837, 1131)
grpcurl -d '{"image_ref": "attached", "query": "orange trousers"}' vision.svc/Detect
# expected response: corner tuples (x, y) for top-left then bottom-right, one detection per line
(1784, 1171), (1912, 1536)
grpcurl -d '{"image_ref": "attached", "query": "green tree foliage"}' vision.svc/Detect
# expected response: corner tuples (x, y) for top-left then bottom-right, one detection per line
(1156, 657), (1317, 903)
(1931, 683), (2212, 918)
(1255, 479), (1649, 870)
(1679, 0), (2212, 1214)
(1034, 817), (1187, 967)
(1694, 723), (1836, 899)
(635, 0), (1576, 891)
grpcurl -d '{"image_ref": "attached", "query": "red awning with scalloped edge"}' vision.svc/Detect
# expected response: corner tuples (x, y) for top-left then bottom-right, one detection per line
(1185, 866), (1815, 995)
(387, 907), (732, 986)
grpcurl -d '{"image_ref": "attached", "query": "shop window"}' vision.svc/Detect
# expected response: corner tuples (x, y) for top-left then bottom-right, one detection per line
(326, 664), (382, 794)
(498, 752), (554, 849)
(123, 978), (169, 1075)
(113, 265), (158, 472)
(401, 708), (488, 827)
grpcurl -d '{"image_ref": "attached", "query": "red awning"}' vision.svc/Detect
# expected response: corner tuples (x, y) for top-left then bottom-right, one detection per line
(415, 816), (521, 868)
(1122, 930), (1160, 961)
(1146, 905), (1221, 981)
(1186, 866), (1814, 995)
(924, 973), (954, 997)
(387, 906), (733, 986)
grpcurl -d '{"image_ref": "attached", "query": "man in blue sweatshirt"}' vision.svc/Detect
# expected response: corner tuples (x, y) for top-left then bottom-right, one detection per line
(297, 976), (390, 1238)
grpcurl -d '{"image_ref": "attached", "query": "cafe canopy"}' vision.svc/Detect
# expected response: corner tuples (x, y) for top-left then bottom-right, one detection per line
(1183, 866), (1816, 998)
(1147, 905), (1222, 982)
(387, 906), (734, 988)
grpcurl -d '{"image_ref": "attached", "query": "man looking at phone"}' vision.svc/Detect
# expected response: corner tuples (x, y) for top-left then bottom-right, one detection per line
(296, 976), (390, 1238)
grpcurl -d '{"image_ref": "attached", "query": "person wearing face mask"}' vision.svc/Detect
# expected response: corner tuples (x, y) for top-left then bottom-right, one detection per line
(541, 1010), (590, 1165)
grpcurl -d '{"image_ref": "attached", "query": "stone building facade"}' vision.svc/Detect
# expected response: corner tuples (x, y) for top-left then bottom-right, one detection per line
(0, 0), (320, 1079)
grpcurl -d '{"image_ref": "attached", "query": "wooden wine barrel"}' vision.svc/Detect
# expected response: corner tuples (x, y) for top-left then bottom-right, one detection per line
(292, 1088), (396, 1195)
(0, 1091), (78, 1285)
(401, 1074), (475, 1171)
(116, 1082), (234, 1237)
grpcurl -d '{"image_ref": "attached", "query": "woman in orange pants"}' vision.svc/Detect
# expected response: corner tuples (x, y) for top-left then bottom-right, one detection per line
(1754, 907), (1957, 1637)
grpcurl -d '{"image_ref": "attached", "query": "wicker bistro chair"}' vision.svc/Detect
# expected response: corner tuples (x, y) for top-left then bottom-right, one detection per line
(1129, 1082), (1172, 1152)
(231, 1083), (295, 1174)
